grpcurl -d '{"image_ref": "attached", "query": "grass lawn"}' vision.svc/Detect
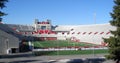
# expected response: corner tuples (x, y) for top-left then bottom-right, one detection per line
(33, 49), (108, 56)
(32, 40), (97, 48)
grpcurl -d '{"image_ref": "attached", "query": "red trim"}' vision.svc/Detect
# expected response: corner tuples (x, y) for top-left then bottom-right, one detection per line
(83, 32), (86, 35)
(62, 32), (64, 34)
(100, 32), (104, 34)
(94, 32), (98, 34)
(72, 32), (75, 34)
(88, 32), (92, 35)
(106, 32), (110, 35)
(77, 32), (80, 34)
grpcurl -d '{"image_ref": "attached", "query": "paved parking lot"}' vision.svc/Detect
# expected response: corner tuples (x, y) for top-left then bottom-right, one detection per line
(0, 53), (114, 63)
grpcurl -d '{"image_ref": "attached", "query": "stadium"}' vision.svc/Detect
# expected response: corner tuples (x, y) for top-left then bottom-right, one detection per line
(0, 19), (116, 55)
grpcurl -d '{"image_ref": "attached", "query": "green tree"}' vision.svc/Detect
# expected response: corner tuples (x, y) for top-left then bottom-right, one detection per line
(104, 0), (120, 63)
(0, 0), (8, 22)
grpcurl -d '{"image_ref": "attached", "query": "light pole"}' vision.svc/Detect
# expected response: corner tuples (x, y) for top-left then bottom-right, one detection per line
(93, 12), (96, 58)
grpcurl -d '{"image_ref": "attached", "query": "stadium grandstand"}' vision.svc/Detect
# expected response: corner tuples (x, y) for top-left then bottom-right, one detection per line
(6, 19), (116, 44)
(55, 24), (116, 45)
(0, 19), (116, 54)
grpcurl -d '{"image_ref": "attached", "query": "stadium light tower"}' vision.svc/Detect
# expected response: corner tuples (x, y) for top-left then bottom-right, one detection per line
(94, 13), (96, 24)
(93, 12), (97, 58)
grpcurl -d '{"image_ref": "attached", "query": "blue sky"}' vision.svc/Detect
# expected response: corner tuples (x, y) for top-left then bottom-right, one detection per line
(2, 0), (114, 25)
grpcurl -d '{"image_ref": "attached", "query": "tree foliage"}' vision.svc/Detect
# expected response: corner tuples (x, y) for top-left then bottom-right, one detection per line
(0, 0), (8, 22)
(104, 0), (120, 63)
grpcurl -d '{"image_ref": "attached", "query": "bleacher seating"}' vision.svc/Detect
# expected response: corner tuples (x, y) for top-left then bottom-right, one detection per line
(33, 30), (57, 34)
(55, 25), (77, 31)
(3, 22), (117, 45)
(7, 24), (35, 32)
(56, 24), (116, 45)
(0, 24), (24, 40)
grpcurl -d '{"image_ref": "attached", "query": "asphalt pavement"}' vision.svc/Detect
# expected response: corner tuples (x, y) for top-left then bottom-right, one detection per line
(0, 52), (114, 63)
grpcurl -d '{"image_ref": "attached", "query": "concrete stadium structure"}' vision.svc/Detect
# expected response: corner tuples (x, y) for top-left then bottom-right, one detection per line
(7, 19), (116, 45)
(0, 19), (116, 54)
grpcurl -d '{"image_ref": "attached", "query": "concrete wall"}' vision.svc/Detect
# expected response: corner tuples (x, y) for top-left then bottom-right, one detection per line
(0, 30), (19, 55)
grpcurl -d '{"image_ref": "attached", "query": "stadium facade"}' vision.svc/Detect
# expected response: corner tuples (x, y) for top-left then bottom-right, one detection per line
(0, 19), (116, 54)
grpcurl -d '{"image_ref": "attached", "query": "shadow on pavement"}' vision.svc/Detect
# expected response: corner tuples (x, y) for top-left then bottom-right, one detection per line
(0, 60), (39, 63)
(67, 59), (84, 63)
(67, 58), (106, 63)
(47, 58), (106, 63)
(0, 52), (34, 59)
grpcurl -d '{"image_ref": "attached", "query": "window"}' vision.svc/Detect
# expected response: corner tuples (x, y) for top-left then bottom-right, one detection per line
(41, 26), (46, 30)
